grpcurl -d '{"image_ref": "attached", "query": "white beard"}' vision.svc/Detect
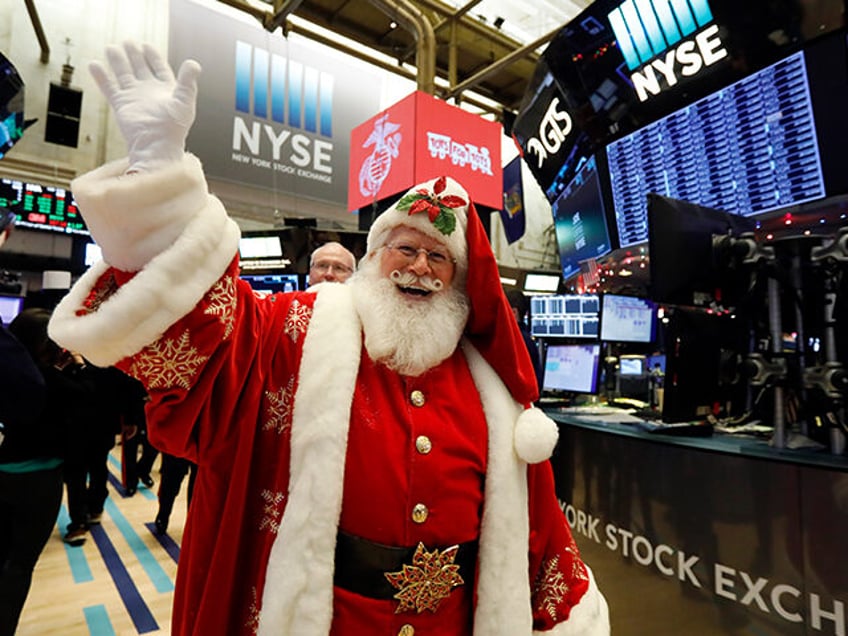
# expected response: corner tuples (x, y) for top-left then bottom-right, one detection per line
(350, 257), (469, 376)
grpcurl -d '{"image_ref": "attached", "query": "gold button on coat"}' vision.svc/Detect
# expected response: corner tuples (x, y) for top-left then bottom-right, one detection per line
(415, 435), (432, 454)
(398, 625), (415, 636)
(412, 503), (429, 523)
(410, 390), (425, 407)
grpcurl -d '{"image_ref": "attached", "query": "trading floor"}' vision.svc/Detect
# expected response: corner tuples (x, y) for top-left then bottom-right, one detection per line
(16, 449), (187, 635)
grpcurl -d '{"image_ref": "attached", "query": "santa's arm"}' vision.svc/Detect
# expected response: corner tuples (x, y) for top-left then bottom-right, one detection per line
(48, 41), (240, 366)
(527, 460), (610, 635)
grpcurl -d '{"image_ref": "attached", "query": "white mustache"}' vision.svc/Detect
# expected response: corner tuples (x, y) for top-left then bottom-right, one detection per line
(390, 270), (444, 292)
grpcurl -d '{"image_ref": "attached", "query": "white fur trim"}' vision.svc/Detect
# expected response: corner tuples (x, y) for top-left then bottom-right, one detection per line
(515, 407), (559, 464)
(48, 195), (239, 367)
(367, 176), (469, 271)
(257, 284), (362, 635)
(71, 154), (212, 271)
(463, 341), (534, 635)
(533, 566), (610, 636)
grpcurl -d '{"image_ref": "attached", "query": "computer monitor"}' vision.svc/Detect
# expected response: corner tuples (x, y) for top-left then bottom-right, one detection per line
(0, 295), (24, 325)
(530, 294), (599, 339)
(549, 155), (613, 281)
(543, 343), (601, 395)
(618, 355), (646, 376)
(599, 294), (656, 344)
(648, 194), (756, 307)
(524, 273), (560, 293)
(240, 273), (299, 294)
(661, 307), (748, 423)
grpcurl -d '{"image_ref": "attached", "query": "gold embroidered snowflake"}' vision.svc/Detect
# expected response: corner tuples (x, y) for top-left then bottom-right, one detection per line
(258, 489), (286, 534)
(131, 330), (208, 390)
(385, 543), (464, 613)
(263, 377), (294, 434)
(245, 586), (260, 634)
(284, 300), (311, 342)
(204, 276), (236, 339)
(533, 555), (571, 621)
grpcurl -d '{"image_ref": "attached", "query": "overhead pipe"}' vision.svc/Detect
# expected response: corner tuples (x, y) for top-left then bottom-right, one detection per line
(24, 0), (50, 64)
(367, 0), (436, 95)
(445, 26), (560, 100)
(264, 0), (306, 32)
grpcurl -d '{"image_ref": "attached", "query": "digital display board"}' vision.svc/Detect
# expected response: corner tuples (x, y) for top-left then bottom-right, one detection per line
(531, 293), (600, 338)
(599, 294), (656, 343)
(0, 178), (87, 235)
(550, 155), (613, 279)
(607, 51), (825, 247)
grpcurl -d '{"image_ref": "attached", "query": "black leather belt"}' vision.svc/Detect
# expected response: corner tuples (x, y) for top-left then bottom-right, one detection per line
(334, 530), (478, 601)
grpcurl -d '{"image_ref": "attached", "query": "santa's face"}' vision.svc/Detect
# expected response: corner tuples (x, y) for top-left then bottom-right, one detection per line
(351, 228), (468, 376)
(379, 227), (456, 296)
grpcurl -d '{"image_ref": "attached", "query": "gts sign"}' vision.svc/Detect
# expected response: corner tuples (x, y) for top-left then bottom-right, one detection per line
(608, 0), (728, 102)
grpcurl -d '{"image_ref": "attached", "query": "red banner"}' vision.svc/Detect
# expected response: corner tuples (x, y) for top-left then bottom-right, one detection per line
(348, 91), (503, 211)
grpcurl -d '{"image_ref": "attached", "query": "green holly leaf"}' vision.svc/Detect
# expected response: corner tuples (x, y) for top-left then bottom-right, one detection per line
(396, 192), (426, 212)
(433, 207), (456, 235)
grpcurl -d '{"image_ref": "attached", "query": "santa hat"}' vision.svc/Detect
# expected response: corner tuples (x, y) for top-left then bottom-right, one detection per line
(367, 176), (558, 464)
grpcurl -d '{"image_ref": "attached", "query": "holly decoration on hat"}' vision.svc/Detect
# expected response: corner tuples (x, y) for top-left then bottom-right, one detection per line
(395, 176), (466, 235)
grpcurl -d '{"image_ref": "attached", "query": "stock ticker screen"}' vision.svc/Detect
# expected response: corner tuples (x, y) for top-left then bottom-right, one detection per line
(607, 51), (825, 248)
(0, 177), (88, 235)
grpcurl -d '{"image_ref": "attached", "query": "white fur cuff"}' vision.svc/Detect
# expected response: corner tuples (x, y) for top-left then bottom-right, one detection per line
(49, 196), (240, 367)
(514, 407), (559, 464)
(534, 566), (610, 635)
(71, 154), (211, 271)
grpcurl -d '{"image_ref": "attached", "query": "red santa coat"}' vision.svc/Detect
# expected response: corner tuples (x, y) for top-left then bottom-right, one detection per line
(49, 156), (609, 636)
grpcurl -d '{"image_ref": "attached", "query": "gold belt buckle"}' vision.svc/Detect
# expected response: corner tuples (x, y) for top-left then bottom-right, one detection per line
(384, 542), (465, 613)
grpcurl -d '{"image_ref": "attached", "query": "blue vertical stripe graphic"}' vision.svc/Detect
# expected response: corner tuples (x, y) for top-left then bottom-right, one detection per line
(634, 0), (668, 56)
(303, 67), (319, 133)
(651, 0), (682, 44)
(253, 48), (269, 119)
(320, 72), (333, 137)
(235, 41), (251, 113)
(688, 0), (713, 26)
(234, 42), (332, 136)
(609, 0), (714, 70)
(271, 53), (286, 123)
(288, 61), (303, 129)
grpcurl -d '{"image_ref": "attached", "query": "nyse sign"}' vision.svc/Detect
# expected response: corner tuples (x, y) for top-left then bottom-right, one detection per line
(608, 0), (728, 102)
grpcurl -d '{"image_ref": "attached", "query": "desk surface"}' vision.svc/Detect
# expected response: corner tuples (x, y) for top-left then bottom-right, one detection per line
(545, 406), (848, 472)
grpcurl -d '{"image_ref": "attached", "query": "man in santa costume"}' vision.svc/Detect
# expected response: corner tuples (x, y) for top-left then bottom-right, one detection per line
(49, 42), (609, 636)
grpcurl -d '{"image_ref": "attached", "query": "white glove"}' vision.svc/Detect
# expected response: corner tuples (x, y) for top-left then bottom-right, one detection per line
(89, 41), (201, 173)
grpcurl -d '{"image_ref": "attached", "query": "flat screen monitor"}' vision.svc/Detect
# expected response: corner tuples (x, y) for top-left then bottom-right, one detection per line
(607, 51), (825, 247)
(524, 273), (560, 293)
(618, 355), (646, 376)
(600, 294), (656, 343)
(240, 273), (299, 294)
(543, 343), (601, 394)
(239, 236), (283, 259)
(84, 242), (102, 267)
(648, 193), (756, 307)
(0, 295), (24, 325)
(530, 293), (599, 338)
(550, 155), (613, 280)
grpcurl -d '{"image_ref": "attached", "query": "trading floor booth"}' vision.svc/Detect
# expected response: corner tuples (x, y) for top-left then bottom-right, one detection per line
(515, 2), (848, 632)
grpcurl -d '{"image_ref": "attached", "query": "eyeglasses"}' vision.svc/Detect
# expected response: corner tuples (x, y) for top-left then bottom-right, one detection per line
(310, 262), (353, 274)
(385, 242), (455, 268)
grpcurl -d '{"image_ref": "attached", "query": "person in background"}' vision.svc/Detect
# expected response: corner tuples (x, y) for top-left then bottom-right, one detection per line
(308, 241), (356, 285)
(0, 211), (49, 635)
(0, 308), (87, 632)
(48, 43), (608, 635)
(506, 288), (543, 392)
(63, 365), (147, 545)
(120, 391), (157, 497)
(154, 452), (197, 535)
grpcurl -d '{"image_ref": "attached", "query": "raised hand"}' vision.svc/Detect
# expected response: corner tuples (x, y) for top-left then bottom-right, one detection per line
(89, 41), (201, 173)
